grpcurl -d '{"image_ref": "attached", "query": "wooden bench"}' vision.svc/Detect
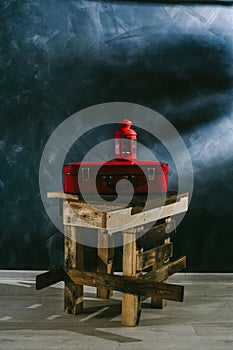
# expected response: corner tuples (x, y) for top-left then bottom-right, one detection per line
(36, 191), (188, 326)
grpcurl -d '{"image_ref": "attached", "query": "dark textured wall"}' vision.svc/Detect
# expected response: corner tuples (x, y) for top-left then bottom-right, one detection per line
(0, 0), (232, 271)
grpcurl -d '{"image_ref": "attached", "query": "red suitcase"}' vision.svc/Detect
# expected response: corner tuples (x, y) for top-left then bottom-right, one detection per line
(63, 160), (168, 195)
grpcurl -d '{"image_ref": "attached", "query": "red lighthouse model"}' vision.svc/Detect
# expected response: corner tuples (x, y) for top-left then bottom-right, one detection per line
(114, 119), (137, 161)
(63, 119), (168, 195)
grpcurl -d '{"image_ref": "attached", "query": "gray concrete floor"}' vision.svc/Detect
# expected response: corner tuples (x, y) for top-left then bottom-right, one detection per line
(0, 271), (232, 350)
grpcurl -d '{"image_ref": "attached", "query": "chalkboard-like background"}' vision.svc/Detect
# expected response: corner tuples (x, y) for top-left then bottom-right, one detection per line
(0, 0), (232, 271)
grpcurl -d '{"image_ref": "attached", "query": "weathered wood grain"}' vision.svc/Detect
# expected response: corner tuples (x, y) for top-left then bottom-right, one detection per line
(64, 225), (84, 315)
(136, 219), (176, 247)
(143, 256), (186, 282)
(49, 191), (188, 234)
(63, 200), (107, 229)
(36, 268), (64, 290)
(65, 268), (184, 302)
(122, 232), (141, 326)
(136, 243), (173, 271)
(106, 196), (188, 233)
(97, 229), (114, 298)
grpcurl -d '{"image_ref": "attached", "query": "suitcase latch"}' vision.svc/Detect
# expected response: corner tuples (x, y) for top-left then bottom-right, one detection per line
(82, 168), (90, 181)
(148, 168), (155, 181)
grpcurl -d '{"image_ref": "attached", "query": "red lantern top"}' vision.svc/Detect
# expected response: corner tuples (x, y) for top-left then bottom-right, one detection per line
(114, 119), (137, 161)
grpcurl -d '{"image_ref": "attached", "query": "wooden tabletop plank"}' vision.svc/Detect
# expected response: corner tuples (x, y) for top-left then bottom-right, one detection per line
(106, 196), (188, 233)
(49, 191), (188, 232)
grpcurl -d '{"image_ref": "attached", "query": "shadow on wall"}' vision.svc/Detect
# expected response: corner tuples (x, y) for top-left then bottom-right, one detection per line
(64, 37), (232, 131)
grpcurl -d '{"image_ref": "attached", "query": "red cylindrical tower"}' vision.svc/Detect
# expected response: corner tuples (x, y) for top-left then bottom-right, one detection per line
(114, 119), (137, 161)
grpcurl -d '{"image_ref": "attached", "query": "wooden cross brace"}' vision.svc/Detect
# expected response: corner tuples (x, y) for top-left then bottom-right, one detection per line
(36, 257), (185, 303)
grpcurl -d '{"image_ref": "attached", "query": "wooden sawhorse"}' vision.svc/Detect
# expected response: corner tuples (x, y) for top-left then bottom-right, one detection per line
(36, 192), (188, 326)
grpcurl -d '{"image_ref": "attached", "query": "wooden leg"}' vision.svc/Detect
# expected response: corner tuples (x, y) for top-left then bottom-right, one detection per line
(64, 225), (84, 315)
(122, 232), (141, 327)
(97, 230), (114, 298)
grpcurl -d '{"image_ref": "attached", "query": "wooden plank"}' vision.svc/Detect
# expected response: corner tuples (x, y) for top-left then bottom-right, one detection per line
(150, 218), (171, 308)
(136, 242), (173, 271)
(136, 219), (176, 248)
(47, 191), (79, 201)
(64, 225), (84, 315)
(106, 196), (188, 233)
(48, 191), (188, 233)
(36, 268), (64, 290)
(143, 256), (186, 282)
(64, 268), (184, 302)
(151, 241), (168, 308)
(97, 229), (114, 298)
(63, 200), (107, 229)
(48, 191), (131, 212)
(47, 191), (188, 208)
(122, 233), (141, 327)
(130, 192), (186, 213)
